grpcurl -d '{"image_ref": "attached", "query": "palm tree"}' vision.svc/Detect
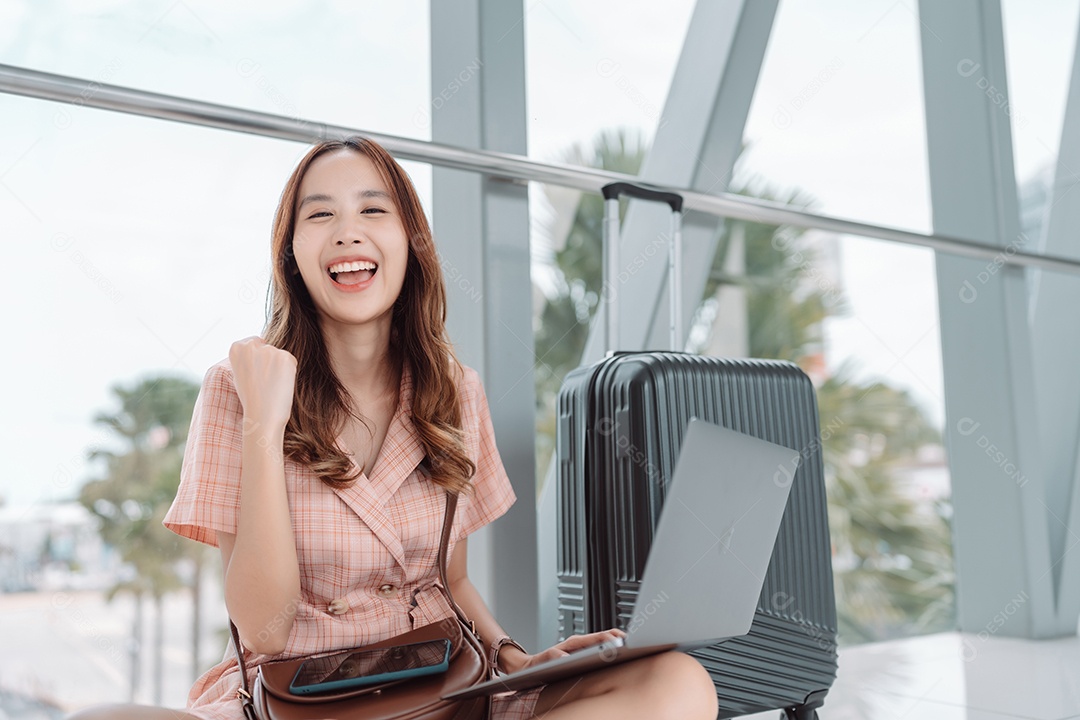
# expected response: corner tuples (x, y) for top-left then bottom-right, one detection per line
(815, 370), (953, 641)
(534, 129), (955, 643)
(79, 375), (201, 702)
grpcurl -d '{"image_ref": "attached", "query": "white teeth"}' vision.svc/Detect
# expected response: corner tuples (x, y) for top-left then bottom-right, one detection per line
(328, 260), (377, 274)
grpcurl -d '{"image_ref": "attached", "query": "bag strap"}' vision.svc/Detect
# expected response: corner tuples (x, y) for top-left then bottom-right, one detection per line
(436, 492), (475, 630)
(229, 620), (259, 720)
(229, 490), (462, 717)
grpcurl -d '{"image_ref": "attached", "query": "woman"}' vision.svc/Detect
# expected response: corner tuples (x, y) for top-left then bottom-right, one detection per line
(70, 137), (718, 719)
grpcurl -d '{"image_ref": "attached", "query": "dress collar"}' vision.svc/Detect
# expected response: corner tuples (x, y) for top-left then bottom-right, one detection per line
(328, 363), (425, 569)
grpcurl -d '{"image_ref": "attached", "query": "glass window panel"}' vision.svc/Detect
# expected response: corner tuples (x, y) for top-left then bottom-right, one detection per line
(0, 1), (431, 140)
(824, 237), (945, 428)
(525, 0), (696, 165)
(739, 0), (931, 233)
(809, 232), (952, 643)
(1000, 0), (1080, 244)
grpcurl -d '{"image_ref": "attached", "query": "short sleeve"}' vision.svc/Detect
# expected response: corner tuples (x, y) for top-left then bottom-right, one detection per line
(163, 361), (244, 547)
(457, 367), (517, 539)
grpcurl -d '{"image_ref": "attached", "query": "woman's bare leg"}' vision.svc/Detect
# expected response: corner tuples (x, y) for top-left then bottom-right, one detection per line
(529, 651), (718, 720)
(67, 704), (204, 720)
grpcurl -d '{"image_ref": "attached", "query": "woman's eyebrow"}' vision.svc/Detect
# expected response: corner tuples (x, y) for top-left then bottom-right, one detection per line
(298, 192), (332, 210)
(297, 189), (390, 210)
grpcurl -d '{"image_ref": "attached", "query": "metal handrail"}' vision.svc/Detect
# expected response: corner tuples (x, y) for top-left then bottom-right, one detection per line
(2, 62), (1079, 275)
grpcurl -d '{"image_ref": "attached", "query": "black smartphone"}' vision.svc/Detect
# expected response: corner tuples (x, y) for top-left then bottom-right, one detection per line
(289, 637), (452, 695)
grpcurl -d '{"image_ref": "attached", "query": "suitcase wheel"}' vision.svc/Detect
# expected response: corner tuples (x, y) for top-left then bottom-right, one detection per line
(781, 689), (828, 719)
(780, 709), (818, 720)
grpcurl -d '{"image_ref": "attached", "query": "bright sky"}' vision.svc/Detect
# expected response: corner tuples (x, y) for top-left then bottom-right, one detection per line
(1, 0), (1077, 508)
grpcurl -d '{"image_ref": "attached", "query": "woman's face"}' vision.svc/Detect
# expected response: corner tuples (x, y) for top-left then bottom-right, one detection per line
(291, 149), (410, 331)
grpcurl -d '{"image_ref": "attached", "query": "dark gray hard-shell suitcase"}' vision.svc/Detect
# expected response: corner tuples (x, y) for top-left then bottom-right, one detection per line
(555, 183), (838, 719)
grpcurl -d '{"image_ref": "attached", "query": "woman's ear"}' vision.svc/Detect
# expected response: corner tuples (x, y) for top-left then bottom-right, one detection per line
(284, 243), (300, 275)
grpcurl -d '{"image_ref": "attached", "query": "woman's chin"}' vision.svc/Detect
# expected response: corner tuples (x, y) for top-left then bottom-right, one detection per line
(317, 306), (395, 332)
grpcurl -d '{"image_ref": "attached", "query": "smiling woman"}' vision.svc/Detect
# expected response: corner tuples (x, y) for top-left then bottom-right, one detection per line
(65, 135), (718, 720)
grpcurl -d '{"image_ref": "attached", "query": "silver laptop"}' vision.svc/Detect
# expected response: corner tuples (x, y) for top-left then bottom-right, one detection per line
(443, 418), (800, 700)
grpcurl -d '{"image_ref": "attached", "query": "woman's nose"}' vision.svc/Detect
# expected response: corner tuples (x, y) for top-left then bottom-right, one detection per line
(335, 221), (366, 245)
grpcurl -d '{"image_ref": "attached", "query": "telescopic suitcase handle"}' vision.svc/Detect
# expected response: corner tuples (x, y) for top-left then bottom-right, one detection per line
(601, 183), (684, 212)
(601, 182), (685, 353)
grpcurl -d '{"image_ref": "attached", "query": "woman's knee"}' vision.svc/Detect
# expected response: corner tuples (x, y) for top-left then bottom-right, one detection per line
(534, 651), (718, 718)
(639, 652), (718, 719)
(68, 704), (119, 720)
(68, 704), (200, 720)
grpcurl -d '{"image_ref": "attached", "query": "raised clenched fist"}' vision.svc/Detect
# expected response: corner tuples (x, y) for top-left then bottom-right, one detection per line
(228, 337), (298, 430)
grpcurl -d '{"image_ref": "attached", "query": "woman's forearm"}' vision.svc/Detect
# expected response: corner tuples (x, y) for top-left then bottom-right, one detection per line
(449, 577), (529, 673)
(225, 420), (301, 655)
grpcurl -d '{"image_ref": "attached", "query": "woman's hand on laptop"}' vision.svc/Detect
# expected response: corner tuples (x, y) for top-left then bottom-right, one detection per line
(501, 629), (627, 674)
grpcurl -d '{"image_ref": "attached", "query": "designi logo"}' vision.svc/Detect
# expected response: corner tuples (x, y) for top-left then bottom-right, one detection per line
(718, 526), (735, 555)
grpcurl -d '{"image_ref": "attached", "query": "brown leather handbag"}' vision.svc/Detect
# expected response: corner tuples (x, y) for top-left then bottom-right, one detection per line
(229, 493), (491, 720)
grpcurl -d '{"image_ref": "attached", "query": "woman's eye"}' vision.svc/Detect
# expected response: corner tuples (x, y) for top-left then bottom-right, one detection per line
(362, 207), (387, 214)
(308, 211), (332, 219)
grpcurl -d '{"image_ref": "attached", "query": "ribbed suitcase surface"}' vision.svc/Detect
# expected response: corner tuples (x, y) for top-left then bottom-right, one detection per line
(556, 352), (837, 718)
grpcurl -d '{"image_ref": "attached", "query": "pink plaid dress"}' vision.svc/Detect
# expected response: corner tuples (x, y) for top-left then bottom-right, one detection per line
(163, 359), (544, 719)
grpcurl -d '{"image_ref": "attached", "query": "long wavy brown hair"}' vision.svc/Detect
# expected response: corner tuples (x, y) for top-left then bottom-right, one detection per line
(263, 136), (475, 495)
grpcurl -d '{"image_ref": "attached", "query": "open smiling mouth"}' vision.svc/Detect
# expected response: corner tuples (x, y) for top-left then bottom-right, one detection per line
(327, 260), (378, 286)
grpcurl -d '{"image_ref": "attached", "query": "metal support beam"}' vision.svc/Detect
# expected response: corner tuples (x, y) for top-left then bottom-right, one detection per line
(430, 0), (538, 650)
(920, 0), (1075, 638)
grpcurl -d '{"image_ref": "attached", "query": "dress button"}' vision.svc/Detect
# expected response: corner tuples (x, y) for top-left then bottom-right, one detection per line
(378, 583), (397, 597)
(328, 598), (349, 615)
